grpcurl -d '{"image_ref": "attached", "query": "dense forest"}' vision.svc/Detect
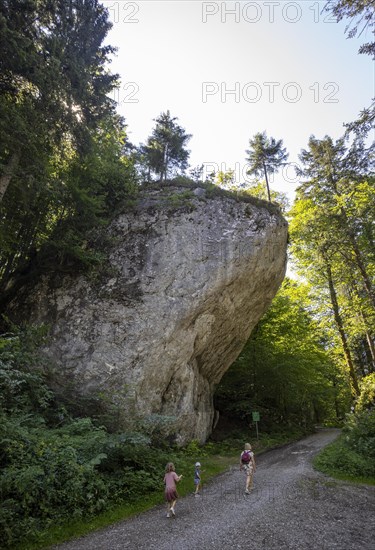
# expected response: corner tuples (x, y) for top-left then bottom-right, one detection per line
(0, 0), (374, 548)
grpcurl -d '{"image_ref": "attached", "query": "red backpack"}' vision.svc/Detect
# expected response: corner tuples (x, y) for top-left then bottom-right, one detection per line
(241, 450), (251, 464)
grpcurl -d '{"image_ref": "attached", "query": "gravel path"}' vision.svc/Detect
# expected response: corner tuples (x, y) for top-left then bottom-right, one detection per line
(53, 429), (375, 550)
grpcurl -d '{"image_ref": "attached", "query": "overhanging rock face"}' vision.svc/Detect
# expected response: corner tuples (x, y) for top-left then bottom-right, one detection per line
(13, 188), (288, 443)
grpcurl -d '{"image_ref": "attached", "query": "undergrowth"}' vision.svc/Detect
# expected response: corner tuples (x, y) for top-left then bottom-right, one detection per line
(313, 409), (375, 484)
(0, 324), (306, 550)
(0, 326), (346, 550)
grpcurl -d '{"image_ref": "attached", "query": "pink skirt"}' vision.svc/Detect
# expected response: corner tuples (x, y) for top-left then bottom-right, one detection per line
(165, 488), (178, 502)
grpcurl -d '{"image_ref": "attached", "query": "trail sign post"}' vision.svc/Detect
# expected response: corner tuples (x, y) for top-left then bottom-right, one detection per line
(252, 411), (260, 439)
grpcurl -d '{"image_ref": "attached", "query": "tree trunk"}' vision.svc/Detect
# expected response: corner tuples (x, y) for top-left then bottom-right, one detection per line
(0, 152), (20, 202)
(331, 378), (341, 419)
(347, 226), (375, 309)
(356, 306), (375, 371)
(164, 144), (170, 183)
(324, 257), (360, 395)
(366, 333), (375, 371)
(349, 282), (375, 371)
(336, 203), (375, 309)
(327, 176), (375, 309)
(263, 161), (271, 201)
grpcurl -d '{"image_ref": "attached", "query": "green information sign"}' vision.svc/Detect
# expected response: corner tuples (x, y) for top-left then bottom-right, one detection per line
(252, 411), (260, 422)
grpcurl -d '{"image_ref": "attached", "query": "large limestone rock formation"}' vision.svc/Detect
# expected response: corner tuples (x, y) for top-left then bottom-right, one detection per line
(12, 187), (288, 443)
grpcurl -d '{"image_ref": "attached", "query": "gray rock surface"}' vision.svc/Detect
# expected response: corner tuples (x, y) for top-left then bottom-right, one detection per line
(12, 187), (288, 442)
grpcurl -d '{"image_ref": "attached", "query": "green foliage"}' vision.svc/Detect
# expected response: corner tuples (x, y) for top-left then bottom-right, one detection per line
(314, 436), (375, 480)
(214, 169), (236, 188)
(215, 279), (350, 429)
(0, 2), (139, 307)
(314, 409), (375, 481)
(183, 439), (208, 458)
(245, 131), (288, 201)
(0, 325), (52, 413)
(0, 329), (173, 549)
(0, 0), (118, 204)
(210, 169), (290, 211)
(0, 324), (315, 550)
(356, 374), (375, 412)
(344, 409), (375, 459)
(239, 180), (290, 213)
(289, 135), (374, 396)
(138, 111), (191, 183)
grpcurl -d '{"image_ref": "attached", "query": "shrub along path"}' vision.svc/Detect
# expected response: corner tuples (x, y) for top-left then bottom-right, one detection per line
(52, 429), (375, 550)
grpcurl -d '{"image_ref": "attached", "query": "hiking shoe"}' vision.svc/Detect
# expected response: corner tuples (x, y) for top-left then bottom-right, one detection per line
(245, 489), (250, 494)
(166, 512), (171, 518)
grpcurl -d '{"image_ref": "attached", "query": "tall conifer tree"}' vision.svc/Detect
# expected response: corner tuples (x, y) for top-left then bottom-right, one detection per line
(245, 132), (288, 202)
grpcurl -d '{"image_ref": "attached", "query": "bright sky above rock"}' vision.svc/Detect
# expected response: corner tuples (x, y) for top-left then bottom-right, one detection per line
(103, 0), (374, 199)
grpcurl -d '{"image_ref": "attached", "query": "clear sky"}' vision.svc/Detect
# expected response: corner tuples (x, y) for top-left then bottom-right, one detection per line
(102, 0), (374, 199)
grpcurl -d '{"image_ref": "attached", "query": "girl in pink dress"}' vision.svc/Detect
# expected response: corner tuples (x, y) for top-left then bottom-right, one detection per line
(163, 462), (183, 517)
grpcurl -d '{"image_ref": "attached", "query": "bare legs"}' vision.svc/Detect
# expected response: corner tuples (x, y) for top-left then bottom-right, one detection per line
(167, 499), (176, 517)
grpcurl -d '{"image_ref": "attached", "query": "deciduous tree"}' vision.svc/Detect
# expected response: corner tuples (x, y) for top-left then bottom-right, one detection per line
(215, 279), (348, 427)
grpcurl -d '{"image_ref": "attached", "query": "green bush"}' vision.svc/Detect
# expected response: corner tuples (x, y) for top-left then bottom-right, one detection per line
(344, 409), (375, 459)
(0, 417), (109, 546)
(0, 330), (172, 548)
(314, 409), (375, 481)
(314, 437), (375, 478)
(0, 328), (52, 416)
(0, 413), (176, 548)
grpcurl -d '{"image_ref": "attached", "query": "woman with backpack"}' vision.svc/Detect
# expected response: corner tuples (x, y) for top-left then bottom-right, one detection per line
(240, 443), (256, 494)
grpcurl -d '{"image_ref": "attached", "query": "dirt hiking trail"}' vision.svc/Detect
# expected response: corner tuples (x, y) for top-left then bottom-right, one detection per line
(53, 429), (375, 550)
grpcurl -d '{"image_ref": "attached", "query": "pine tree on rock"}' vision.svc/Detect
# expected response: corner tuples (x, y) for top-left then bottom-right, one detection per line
(142, 111), (191, 183)
(245, 132), (288, 201)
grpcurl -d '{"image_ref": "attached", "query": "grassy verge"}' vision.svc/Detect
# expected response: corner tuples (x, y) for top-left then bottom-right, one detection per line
(15, 494), (163, 550)
(14, 429), (308, 550)
(313, 435), (375, 486)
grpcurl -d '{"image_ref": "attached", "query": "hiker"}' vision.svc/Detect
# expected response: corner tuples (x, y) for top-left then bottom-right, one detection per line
(194, 462), (202, 496)
(163, 462), (183, 517)
(240, 443), (256, 494)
